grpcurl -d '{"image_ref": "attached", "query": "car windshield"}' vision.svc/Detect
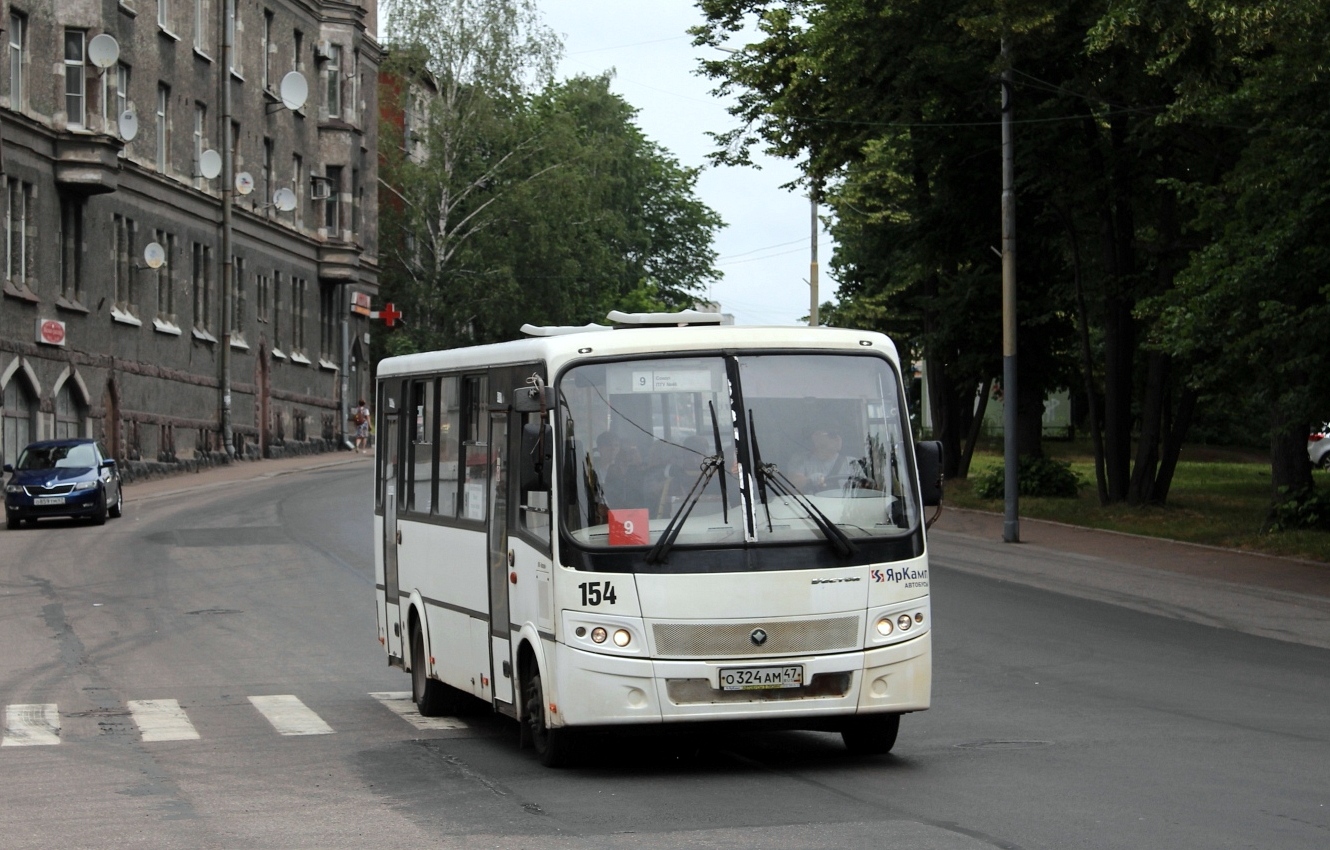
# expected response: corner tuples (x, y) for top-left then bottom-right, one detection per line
(558, 353), (920, 568)
(17, 444), (97, 470)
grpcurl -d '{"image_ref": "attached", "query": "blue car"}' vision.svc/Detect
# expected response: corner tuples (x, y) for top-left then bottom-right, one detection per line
(4, 439), (124, 529)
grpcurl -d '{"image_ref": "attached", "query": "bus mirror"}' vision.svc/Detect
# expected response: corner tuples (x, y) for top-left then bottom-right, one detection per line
(916, 441), (944, 506)
(513, 384), (553, 413)
(520, 421), (554, 490)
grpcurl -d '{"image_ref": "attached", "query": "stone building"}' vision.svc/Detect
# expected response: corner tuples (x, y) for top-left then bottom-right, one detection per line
(0, 0), (380, 472)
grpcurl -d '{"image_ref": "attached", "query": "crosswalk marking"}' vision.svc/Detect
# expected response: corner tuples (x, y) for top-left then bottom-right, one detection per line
(128, 699), (200, 742)
(2, 703), (60, 746)
(369, 691), (469, 730)
(248, 694), (334, 736)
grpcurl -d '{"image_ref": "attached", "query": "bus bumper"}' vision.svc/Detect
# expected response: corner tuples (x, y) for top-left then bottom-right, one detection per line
(551, 631), (931, 727)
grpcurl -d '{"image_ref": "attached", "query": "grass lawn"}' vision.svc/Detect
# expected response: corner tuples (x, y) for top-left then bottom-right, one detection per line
(948, 441), (1330, 564)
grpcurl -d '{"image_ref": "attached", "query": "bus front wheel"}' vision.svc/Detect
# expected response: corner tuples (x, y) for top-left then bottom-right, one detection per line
(522, 665), (574, 767)
(841, 713), (900, 755)
(411, 623), (459, 716)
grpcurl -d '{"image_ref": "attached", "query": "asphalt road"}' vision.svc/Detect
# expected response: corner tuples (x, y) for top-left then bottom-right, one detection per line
(1, 458), (1326, 849)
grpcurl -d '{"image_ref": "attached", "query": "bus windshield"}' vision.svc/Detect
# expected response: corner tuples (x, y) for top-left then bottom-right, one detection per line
(558, 353), (921, 569)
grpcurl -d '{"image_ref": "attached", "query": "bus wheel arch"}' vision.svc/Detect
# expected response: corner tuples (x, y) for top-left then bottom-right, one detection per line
(407, 600), (459, 716)
(517, 638), (574, 767)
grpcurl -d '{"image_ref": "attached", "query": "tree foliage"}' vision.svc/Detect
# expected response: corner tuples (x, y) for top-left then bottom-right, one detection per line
(378, 2), (722, 354)
(693, 0), (1330, 513)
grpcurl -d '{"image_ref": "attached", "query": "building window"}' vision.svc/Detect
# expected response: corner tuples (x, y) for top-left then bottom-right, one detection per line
(291, 154), (303, 226)
(293, 30), (303, 72)
(192, 241), (213, 334)
(324, 165), (342, 238)
(9, 13), (26, 111)
(113, 214), (137, 315)
(155, 230), (176, 323)
(60, 195), (85, 305)
(257, 272), (270, 324)
(2, 376), (37, 469)
(319, 281), (336, 361)
(229, 6), (242, 76)
(7, 179), (32, 293)
(272, 271), (283, 351)
(262, 10), (273, 90)
(64, 30), (86, 129)
(193, 102), (207, 187)
(157, 0), (171, 32)
(193, 0), (207, 52)
(292, 276), (307, 354)
(156, 84), (170, 173)
(230, 256), (245, 340)
(55, 382), (89, 440)
(262, 137), (273, 211)
(325, 44), (341, 118)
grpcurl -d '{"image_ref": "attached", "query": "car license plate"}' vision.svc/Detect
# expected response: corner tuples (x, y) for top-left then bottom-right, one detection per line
(33, 497), (65, 506)
(718, 665), (804, 691)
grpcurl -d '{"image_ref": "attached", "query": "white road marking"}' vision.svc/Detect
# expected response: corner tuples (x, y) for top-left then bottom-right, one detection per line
(369, 691), (468, 730)
(127, 699), (200, 742)
(2, 704), (60, 746)
(248, 695), (334, 736)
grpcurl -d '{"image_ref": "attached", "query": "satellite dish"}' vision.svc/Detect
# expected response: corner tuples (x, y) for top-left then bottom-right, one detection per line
(236, 172), (255, 195)
(273, 187), (297, 212)
(143, 242), (166, 269)
(279, 71), (309, 111)
(118, 109), (138, 142)
(199, 149), (222, 179)
(88, 34), (120, 69)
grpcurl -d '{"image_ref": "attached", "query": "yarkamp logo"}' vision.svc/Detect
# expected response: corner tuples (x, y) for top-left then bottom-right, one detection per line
(872, 567), (929, 583)
(750, 628), (768, 646)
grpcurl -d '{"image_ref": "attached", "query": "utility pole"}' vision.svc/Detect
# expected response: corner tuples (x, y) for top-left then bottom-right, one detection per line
(220, 0), (235, 457)
(1001, 40), (1019, 543)
(809, 190), (819, 327)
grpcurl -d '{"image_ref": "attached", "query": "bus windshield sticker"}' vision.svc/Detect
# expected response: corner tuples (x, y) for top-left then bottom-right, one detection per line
(627, 369), (713, 393)
(608, 509), (650, 546)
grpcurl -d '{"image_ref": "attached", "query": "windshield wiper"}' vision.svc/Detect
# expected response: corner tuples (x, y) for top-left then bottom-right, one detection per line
(753, 458), (858, 558)
(748, 411), (772, 532)
(646, 402), (729, 564)
(644, 453), (722, 564)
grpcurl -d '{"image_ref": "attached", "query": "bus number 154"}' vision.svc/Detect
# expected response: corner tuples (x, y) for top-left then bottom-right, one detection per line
(578, 581), (618, 606)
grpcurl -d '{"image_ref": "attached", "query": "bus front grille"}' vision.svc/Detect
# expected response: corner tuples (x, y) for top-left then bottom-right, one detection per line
(652, 616), (861, 658)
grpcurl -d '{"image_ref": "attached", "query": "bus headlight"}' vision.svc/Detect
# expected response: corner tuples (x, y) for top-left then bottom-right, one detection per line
(591, 627), (608, 644)
(897, 614), (913, 631)
(876, 617), (894, 636)
(613, 629), (632, 647)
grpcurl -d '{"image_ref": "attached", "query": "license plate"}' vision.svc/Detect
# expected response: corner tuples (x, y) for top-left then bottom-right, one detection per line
(33, 497), (65, 506)
(718, 665), (804, 691)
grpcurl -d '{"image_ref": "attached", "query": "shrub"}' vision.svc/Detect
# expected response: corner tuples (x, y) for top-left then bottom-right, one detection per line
(974, 456), (1084, 499)
(1267, 487), (1330, 532)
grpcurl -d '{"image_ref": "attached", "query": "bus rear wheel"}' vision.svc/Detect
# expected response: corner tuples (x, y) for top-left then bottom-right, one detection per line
(522, 665), (574, 767)
(410, 623), (459, 717)
(841, 713), (900, 755)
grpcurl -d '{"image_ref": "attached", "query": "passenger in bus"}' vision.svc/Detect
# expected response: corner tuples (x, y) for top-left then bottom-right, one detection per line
(787, 425), (853, 492)
(593, 430), (646, 513)
(644, 435), (711, 517)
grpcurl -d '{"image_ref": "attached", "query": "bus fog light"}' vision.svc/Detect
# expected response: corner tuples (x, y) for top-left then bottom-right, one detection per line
(591, 627), (607, 644)
(613, 629), (631, 647)
(897, 614), (913, 631)
(876, 617), (894, 636)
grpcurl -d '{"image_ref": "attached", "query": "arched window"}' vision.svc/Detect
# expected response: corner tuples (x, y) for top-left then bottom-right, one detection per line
(55, 381), (88, 439)
(2, 375), (37, 468)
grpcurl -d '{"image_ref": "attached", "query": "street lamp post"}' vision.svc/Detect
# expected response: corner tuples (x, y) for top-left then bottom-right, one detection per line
(1000, 41), (1020, 543)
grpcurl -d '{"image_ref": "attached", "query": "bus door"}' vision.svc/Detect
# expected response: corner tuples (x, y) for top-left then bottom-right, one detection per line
(487, 411), (514, 708)
(382, 410), (403, 662)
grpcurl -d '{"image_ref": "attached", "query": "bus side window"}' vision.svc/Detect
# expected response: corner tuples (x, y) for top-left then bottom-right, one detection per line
(437, 376), (460, 517)
(519, 412), (552, 546)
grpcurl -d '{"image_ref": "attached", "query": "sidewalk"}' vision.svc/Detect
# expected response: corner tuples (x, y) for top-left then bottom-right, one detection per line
(125, 450), (372, 505)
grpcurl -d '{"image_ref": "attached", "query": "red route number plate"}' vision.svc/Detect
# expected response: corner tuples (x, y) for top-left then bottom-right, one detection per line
(718, 665), (804, 691)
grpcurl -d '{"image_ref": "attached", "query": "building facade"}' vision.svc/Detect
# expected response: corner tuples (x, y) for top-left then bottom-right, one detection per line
(1, 0), (380, 470)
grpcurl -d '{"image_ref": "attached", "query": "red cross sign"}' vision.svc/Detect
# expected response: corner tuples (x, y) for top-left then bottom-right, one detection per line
(371, 302), (403, 327)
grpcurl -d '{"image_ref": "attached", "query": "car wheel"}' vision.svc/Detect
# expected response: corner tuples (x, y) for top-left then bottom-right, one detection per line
(5, 514), (18, 530)
(523, 663), (575, 767)
(108, 483), (123, 518)
(92, 489), (108, 526)
(410, 622), (460, 717)
(841, 713), (901, 756)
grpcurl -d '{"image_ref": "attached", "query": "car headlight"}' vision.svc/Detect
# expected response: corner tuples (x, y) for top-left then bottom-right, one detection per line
(72, 481), (99, 491)
(4, 484), (22, 494)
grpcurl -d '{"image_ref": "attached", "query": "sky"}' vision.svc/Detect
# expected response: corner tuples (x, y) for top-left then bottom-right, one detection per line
(538, 1), (831, 326)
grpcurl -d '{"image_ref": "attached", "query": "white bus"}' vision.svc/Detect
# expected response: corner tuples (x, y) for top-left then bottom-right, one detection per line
(373, 311), (942, 766)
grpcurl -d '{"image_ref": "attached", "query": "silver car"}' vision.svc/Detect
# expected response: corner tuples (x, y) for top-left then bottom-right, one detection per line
(1310, 423), (1330, 470)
